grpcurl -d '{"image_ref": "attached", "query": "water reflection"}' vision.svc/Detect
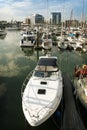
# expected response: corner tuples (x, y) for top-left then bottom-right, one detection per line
(21, 47), (34, 57)
(0, 31), (87, 130)
(0, 34), (7, 39)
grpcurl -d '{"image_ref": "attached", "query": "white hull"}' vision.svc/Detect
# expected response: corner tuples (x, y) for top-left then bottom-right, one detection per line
(42, 39), (52, 50)
(22, 56), (63, 126)
(42, 40), (52, 50)
(20, 33), (36, 47)
(20, 41), (35, 47)
(74, 77), (87, 109)
(41, 33), (52, 50)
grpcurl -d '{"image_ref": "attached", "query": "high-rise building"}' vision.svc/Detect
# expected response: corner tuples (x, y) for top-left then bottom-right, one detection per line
(25, 18), (31, 25)
(51, 12), (61, 25)
(35, 14), (44, 24)
(31, 14), (44, 26)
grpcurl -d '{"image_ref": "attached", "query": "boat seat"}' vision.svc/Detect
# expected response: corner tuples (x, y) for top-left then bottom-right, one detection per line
(35, 65), (58, 72)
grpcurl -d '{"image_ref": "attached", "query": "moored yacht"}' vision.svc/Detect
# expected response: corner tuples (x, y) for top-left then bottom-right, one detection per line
(74, 64), (87, 109)
(41, 33), (52, 50)
(20, 31), (36, 47)
(21, 55), (63, 126)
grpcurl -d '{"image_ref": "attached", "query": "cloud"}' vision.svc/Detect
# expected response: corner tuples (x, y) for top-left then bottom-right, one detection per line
(0, 47), (35, 77)
(0, 0), (87, 21)
(0, 0), (33, 21)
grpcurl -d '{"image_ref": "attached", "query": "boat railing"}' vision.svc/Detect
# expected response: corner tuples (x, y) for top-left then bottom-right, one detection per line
(21, 70), (33, 98)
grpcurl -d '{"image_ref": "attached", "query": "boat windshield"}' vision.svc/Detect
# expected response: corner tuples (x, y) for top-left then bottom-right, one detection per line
(33, 70), (58, 80)
(33, 57), (59, 79)
(23, 36), (35, 41)
(34, 71), (52, 77)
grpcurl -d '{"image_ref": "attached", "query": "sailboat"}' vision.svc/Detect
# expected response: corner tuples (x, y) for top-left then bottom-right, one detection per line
(21, 54), (63, 126)
(41, 0), (52, 50)
(41, 32), (52, 50)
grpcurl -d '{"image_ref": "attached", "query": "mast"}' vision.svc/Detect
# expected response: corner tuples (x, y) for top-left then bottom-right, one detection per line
(82, 0), (84, 29)
(61, 0), (65, 38)
(46, 0), (49, 31)
(69, 9), (73, 32)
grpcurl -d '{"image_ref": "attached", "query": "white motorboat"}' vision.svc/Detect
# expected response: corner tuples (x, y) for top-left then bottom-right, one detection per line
(74, 64), (87, 109)
(68, 38), (83, 51)
(82, 43), (87, 53)
(41, 33), (52, 50)
(58, 38), (69, 50)
(20, 31), (36, 47)
(21, 55), (63, 126)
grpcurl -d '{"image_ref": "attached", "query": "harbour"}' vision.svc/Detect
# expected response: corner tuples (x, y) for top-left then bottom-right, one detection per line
(0, 30), (87, 130)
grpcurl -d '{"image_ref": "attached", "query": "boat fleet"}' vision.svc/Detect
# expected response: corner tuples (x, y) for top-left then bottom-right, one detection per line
(1, 25), (86, 127)
(20, 26), (87, 53)
(0, 22), (87, 128)
(20, 26), (87, 127)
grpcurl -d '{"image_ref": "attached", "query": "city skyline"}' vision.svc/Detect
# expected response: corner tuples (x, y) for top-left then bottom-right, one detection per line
(0, 0), (87, 22)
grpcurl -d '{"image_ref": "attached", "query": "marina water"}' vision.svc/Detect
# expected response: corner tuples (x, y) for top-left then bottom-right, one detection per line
(0, 31), (87, 130)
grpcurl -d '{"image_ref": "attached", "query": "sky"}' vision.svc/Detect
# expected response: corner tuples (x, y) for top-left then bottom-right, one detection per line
(0, 0), (87, 22)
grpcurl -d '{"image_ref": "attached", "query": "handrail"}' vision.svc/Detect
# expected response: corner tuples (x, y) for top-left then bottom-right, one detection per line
(21, 70), (33, 98)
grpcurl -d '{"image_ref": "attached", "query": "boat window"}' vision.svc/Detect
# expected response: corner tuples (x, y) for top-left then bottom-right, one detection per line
(23, 37), (26, 41)
(37, 89), (46, 94)
(34, 71), (44, 77)
(40, 81), (47, 85)
(44, 72), (52, 77)
(48, 35), (51, 39)
(34, 71), (52, 78)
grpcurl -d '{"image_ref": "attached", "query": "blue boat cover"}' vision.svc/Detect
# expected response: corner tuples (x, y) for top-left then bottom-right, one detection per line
(38, 58), (57, 67)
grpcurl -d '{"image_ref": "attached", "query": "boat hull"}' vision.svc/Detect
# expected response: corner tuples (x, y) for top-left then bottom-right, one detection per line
(74, 77), (87, 109)
(22, 71), (63, 126)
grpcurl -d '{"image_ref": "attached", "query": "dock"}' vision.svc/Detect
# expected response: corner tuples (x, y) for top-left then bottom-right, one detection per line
(61, 72), (86, 130)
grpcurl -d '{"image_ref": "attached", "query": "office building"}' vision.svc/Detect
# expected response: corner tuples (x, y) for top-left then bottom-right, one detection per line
(51, 12), (61, 25)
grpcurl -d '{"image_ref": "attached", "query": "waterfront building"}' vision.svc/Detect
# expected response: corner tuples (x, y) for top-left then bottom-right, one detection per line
(65, 20), (79, 28)
(31, 14), (44, 26)
(25, 18), (31, 25)
(51, 12), (61, 25)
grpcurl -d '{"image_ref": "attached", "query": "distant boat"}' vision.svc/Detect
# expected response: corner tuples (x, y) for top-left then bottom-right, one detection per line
(74, 64), (87, 109)
(5, 25), (19, 31)
(0, 29), (7, 36)
(20, 31), (36, 47)
(21, 47), (34, 56)
(58, 38), (69, 50)
(21, 55), (63, 126)
(41, 33), (52, 50)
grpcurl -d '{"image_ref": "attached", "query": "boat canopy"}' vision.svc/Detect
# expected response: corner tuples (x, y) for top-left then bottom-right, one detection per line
(38, 58), (57, 67)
